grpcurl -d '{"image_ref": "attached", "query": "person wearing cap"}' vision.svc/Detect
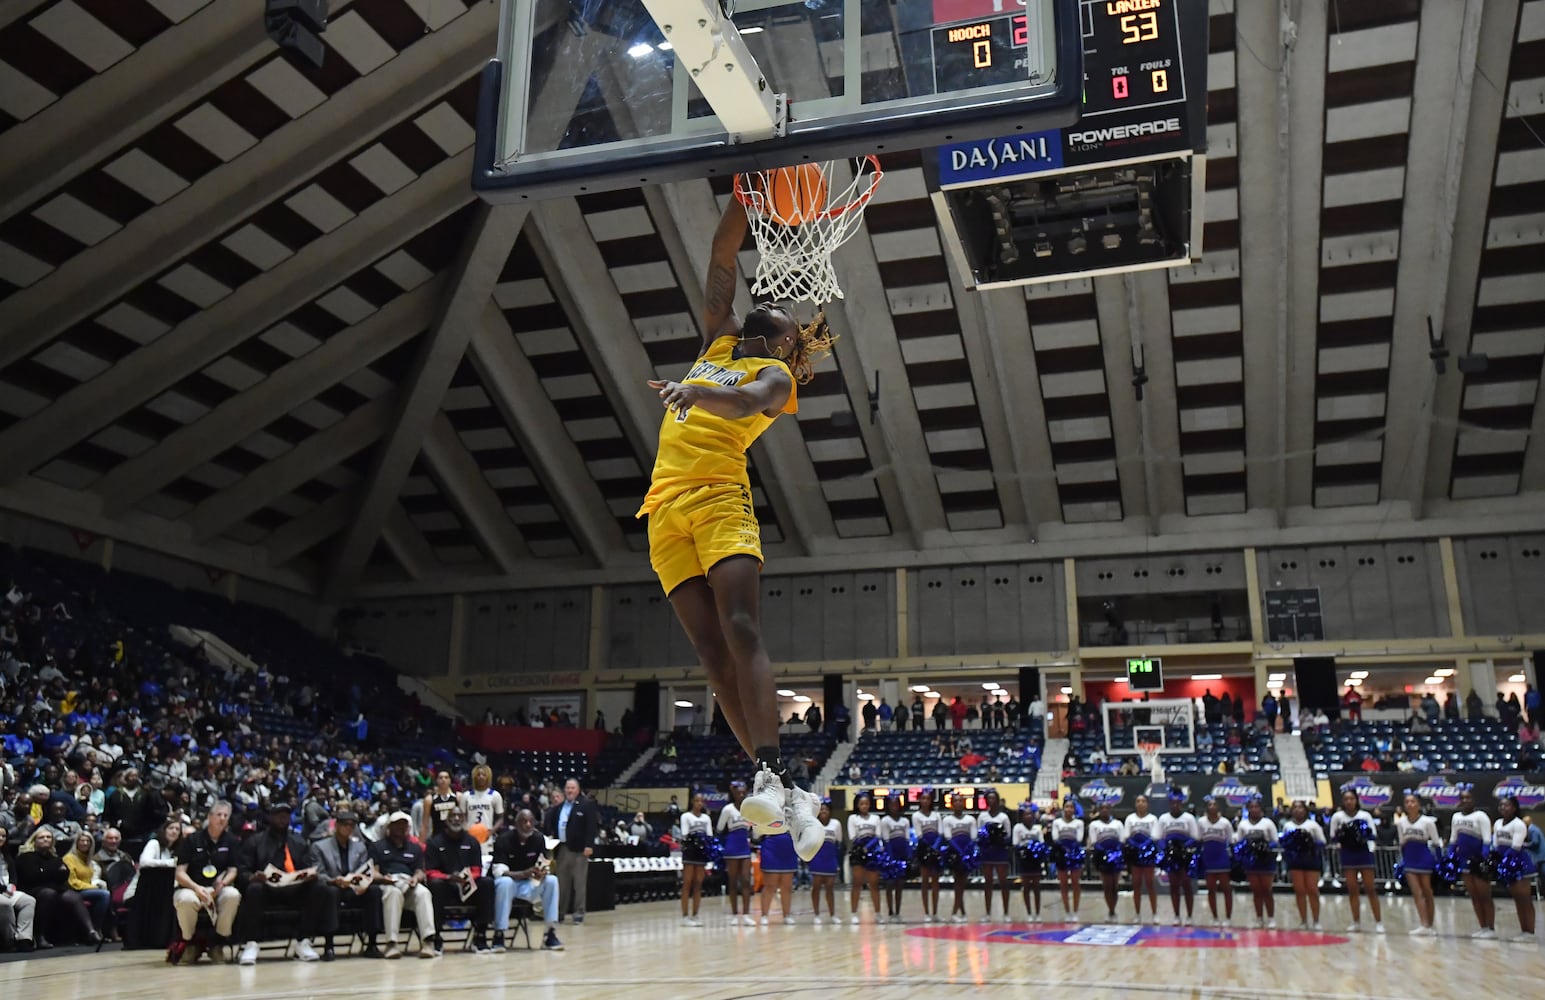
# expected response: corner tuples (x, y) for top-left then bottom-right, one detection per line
(309, 810), (384, 960)
(234, 800), (327, 965)
(424, 806), (495, 955)
(491, 808), (565, 951)
(368, 810), (432, 959)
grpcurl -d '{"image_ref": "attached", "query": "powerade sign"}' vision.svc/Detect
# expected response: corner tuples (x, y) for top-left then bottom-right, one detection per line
(1329, 772), (1545, 814)
(935, 112), (1192, 186)
(938, 130), (1062, 185)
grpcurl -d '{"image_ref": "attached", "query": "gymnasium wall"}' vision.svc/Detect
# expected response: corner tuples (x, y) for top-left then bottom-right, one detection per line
(1082, 676), (1257, 711)
(1453, 534), (1545, 635)
(1254, 541), (1451, 639)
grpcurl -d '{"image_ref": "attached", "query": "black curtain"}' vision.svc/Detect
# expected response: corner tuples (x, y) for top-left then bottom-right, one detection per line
(824, 674), (846, 740)
(1294, 657), (1339, 716)
(1017, 666), (1041, 728)
(633, 680), (660, 734)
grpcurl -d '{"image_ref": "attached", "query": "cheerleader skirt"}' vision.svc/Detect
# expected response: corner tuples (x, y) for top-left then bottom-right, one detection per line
(1400, 841), (1436, 875)
(1493, 846), (1538, 882)
(1200, 839), (1232, 874)
(682, 842), (709, 865)
(1057, 838), (1086, 871)
(1091, 838), (1123, 873)
(1338, 845), (1375, 870)
(1450, 831), (1486, 864)
(915, 832), (942, 871)
(1128, 832), (1157, 868)
(1286, 845), (1323, 872)
(810, 840), (840, 877)
(851, 835), (881, 868)
(886, 835), (912, 863)
(1244, 838), (1278, 874)
(761, 832), (798, 874)
(721, 828), (751, 860)
(980, 835), (1011, 867)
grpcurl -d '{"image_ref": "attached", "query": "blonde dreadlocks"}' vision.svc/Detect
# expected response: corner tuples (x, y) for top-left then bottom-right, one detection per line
(780, 311), (837, 385)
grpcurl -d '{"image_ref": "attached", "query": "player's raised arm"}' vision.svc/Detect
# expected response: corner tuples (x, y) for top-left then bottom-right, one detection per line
(702, 198), (749, 347)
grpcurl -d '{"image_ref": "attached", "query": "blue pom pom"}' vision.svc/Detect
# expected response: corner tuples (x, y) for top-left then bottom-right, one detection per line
(1392, 861), (1405, 882)
(1233, 838), (1274, 866)
(684, 831), (722, 864)
(1160, 838), (1196, 874)
(1280, 829), (1314, 861)
(1493, 849), (1531, 887)
(1335, 820), (1373, 851)
(1124, 838), (1162, 868)
(1017, 839), (1050, 873)
(878, 849), (910, 881)
(941, 840), (981, 874)
(1092, 845), (1124, 873)
(977, 824), (1009, 850)
(915, 842), (942, 869)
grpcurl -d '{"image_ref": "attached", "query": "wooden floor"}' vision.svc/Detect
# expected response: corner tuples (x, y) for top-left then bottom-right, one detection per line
(3, 895), (1540, 999)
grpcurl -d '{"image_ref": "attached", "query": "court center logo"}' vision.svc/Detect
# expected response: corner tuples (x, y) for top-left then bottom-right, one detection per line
(1076, 780), (1126, 807)
(1409, 776), (1470, 810)
(1338, 775), (1394, 808)
(1209, 778), (1258, 808)
(1494, 776), (1545, 810)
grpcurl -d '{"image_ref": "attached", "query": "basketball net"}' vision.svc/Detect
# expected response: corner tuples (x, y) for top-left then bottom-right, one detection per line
(733, 155), (883, 305)
(1138, 742), (1164, 784)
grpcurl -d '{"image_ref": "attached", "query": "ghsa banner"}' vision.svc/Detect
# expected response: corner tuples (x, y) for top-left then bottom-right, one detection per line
(1330, 772), (1545, 815)
(1064, 773), (1273, 818)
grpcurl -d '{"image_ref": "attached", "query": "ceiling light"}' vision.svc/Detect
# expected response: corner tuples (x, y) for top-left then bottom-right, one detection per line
(1344, 678), (1363, 687)
(1191, 673), (1222, 681)
(776, 689), (795, 698)
(673, 700), (693, 708)
(1266, 680), (1284, 689)
(1268, 673), (1286, 681)
(1434, 669), (1455, 677)
(740, 25), (765, 34)
(982, 682), (1000, 690)
(911, 684), (930, 692)
(1060, 686), (1072, 695)
(857, 692), (875, 701)
(793, 694), (812, 703)
(1422, 677), (1443, 686)
(627, 42), (654, 58)
(1508, 673), (1526, 683)
(1112, 676), (1127, 683)
(1349, 671), (1369, 679)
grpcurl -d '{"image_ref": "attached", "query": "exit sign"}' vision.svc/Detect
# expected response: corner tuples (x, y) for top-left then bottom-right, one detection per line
(1126, 656), (1165, 692)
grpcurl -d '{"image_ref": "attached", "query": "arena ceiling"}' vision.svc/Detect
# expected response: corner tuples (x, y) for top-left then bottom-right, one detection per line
(0, 0), (1543, 601)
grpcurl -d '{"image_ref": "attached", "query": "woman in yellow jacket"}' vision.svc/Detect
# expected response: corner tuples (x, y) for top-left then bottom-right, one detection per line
(63, 832), (110, 937)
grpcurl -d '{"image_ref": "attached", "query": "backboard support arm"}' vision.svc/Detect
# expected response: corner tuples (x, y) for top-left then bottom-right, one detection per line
(640, 0), (786, 142)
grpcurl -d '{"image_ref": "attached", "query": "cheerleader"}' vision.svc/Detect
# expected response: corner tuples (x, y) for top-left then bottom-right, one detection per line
(1049, 799), (1085, 923)
(1394, 793), (1443, 936)
(1327, 788), (1383, 933)
(846, 793), (884, 924)
(679, 794), (714, 926)
(1449, 788), (1494, 938)
(1280, 801), (1326, 930)
(1157, 791), (1200, 926)
(977, 790), (1013, 921)
(1086, 802), (1124, 923)
(1492, 795), (1538, 941)
(912, 788), (944, 923)
(758, 829), (798, 926)
(940, 794), (979, 923)
(1012, 802), (1046, 922)
(1123, 795), (1161, 925)
(1197, 798), (1234, 926)
(809, 800), (843, 925)
(1234, 797), (1279, 928)
(879, 796), (912, 924)
(717, 782), (754, 925)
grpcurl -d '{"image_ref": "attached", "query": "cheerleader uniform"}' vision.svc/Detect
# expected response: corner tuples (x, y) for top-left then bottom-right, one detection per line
(717, 802), (752, 861)
(941, 812), (978, 866)
(1086, 817), (1123, 871)
(977, 810), (1012, 865)
(810, 819), (843, 878)
(848, 812), (884, 867)
(1124, 812), (1160, 866)
(760, 831), (798, 874)
(1197, 816), (1234, 874)
(880, 814), (912, 874)
(1013, 820), (1046, 870)
(913, 809), (942, 868)
(1492, 816), (1537, 881)
(1448, 808), (1490, 869)
(1235, 817), (1280, 873)
(1394, 813), (1442, 875)
(1327, 809), (1377, 870)
(1158, 812), (1200, 848)
(1280, 817), (1326, 872)
(1051, 816), (1087, 870)
(680, 811), (714, 865)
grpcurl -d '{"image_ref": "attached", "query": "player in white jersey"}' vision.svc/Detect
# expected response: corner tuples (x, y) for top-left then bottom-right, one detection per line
(1493, 795), (1538, 941)
(464, 765), (504, 836)
(977, 790), (1013, 922)
(1448, 788), (1494, 938)
(1157, 792), (1200, 925)
(1123, 795), (1161, 924)
(1085, 802), (1124, 923)
(878, 796), (912, 924)
(716, 782), (755, 925)
(1234, 797), (1279, 929)
(1196, 798), (1234, 926)
(846, 793), (884, 924)
(1011, 802), (1046, 922)
(1326, 788), (1382, 933)
(679, 794), (714, 926)
(1280, 801), (1326, 930)
(808, 800), (843, 925)
(911, 788), (944, 923)
(1049, 799), (1085, 923)
(1395, 793), (1443, 936)
(939, 795), (978, 923)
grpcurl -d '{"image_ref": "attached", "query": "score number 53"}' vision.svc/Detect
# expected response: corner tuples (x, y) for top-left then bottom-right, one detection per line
(1120, 11), (1159, 44)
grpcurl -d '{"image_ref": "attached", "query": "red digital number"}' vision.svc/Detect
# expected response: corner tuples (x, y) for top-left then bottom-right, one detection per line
(1012, 14), (1027, 46)
(1113, 75), (1129, 99)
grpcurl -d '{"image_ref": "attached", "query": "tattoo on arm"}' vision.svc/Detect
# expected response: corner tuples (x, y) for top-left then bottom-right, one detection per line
(704, 262), (737, 342)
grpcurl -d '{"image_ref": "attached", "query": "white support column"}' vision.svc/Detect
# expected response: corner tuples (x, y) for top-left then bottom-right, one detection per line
(638, 0), (780, 141)
(324, 203), (529, 599)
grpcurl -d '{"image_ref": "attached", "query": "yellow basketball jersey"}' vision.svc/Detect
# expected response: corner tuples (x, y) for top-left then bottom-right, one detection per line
(636, 335), (798, 516)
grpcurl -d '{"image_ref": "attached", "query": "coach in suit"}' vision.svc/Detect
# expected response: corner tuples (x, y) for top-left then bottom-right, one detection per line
(309, 811), (383, 960)
(542, 779), (598, 923)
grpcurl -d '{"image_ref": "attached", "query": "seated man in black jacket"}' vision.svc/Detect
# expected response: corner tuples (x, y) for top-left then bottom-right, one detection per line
(424, 806), (494, 955)
(235, 801), (328, 965)
(309, 811), (384, 961)
(492, 808), (564, 951)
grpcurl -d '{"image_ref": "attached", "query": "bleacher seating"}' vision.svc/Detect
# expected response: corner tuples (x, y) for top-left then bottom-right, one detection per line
(843, 729), (1039, 785)
(1306, 719), (1519, 777)
(624, 731), (835, 787)
(1068, 718), (1279, 778)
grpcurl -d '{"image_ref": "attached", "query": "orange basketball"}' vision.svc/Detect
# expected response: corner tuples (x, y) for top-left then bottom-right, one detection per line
(469, 822), (490, 844)
(765, 164), (828, 226)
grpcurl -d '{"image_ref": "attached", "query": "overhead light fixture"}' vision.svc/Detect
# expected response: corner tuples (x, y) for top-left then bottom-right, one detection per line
(1349, 671), (1369, 679)
(1434, 669), (1455, 677)
(1268, 673), (1286, 682)
(911, 684), (930, 693)
(855, 688), (864, 695)
(925, 691), (941, 699)
(1422, 677), (1443, 686)
(1060, 686), (1072, 695)
(857, 692), (875, 701)
(982, 682), (1000, 690)
(1508, 673), (1526, 683)
(776, 689), (796, 698)
(740, 25), (765, 34)
(1112, 676), (1128, 683)
(1344, 678), (1363, 687)
(1266, 679), (1284, 689)
(1191, 674), (1222, 681)
(673, 699), (693, 708)
(627, 42), (654, 57)
(793, 694), (812, 703)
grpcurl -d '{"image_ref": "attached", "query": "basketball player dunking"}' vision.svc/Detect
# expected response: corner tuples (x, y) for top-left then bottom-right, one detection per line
(637, 198), (836, 861)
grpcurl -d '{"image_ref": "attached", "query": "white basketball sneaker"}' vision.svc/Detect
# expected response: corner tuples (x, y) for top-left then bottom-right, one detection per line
(786, 786), (824, 861)
(741, 765), (789, 835)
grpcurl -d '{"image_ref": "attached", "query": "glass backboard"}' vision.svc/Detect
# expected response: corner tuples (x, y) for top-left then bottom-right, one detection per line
(474, 0), (1083, 201)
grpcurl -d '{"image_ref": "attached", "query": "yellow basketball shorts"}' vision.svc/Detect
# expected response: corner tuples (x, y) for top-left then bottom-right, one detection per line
(647, 482), (763, 595)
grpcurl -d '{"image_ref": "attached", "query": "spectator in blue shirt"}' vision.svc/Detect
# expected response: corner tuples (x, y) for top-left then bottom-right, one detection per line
(877, 699), (894, 731)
